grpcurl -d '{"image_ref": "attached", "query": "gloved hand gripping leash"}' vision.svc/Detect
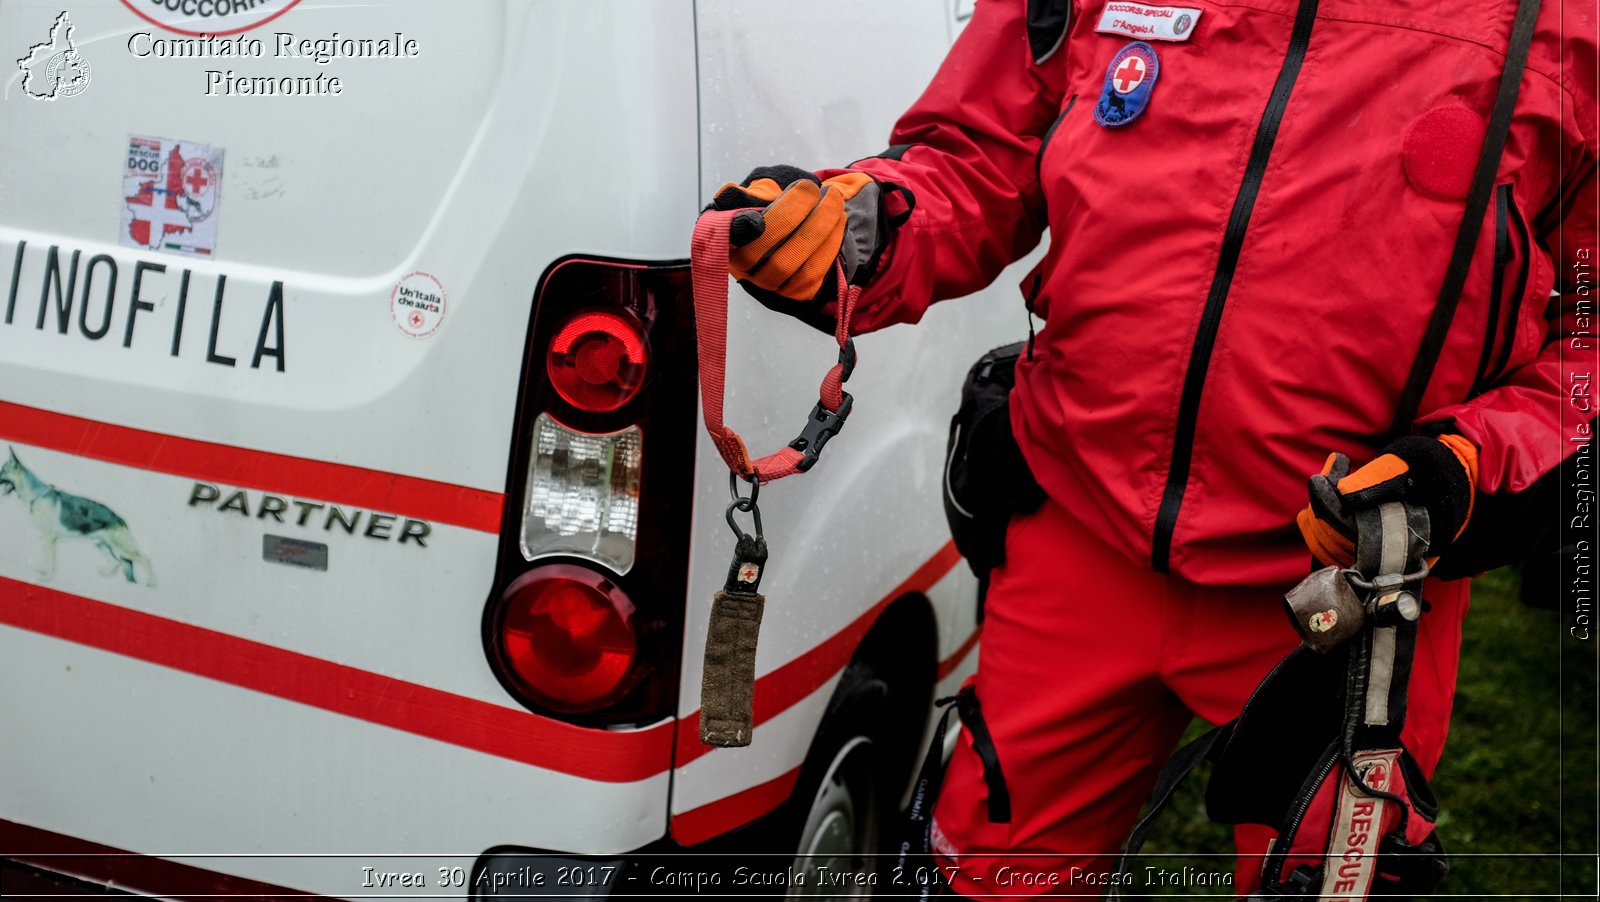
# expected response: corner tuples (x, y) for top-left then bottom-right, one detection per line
(1250, 500), (1438, 900)
(690, 208), (860, 748)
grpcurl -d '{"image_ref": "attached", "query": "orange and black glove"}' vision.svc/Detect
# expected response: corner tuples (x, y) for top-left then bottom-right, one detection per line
(708, 165), (904, 331)
(1297, 434), (1479, 569)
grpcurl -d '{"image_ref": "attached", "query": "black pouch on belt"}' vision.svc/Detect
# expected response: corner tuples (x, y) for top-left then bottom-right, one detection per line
(941, 341), (1045, 583)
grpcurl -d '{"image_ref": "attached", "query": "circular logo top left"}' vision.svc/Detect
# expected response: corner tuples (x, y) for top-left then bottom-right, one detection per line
(118, 0), (304, 37)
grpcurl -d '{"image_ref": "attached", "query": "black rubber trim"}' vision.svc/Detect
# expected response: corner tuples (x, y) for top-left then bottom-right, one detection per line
(847, 144), (916, 168)
(881, 181), (917, 232)
(1150, 0), (1321, 572)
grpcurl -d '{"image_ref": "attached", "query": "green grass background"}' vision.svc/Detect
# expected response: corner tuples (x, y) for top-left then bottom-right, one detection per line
(1134, 567), (1598, 899)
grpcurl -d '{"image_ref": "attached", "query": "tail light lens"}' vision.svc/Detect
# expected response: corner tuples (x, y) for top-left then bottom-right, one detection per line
(498, 565), (639, 713)
(485, 256), (696, 728)
(521, 413), (643, 574)
(546, 310), (649, 412)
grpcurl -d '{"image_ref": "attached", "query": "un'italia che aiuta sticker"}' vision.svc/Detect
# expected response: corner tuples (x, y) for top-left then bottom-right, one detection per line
(392, 271), (447, 338)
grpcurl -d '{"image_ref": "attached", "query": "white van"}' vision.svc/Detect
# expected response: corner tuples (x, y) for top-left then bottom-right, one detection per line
(0, 1), (1024, 896)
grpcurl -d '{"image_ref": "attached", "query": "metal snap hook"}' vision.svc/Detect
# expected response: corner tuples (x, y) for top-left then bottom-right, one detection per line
(725, 472), (763, 541)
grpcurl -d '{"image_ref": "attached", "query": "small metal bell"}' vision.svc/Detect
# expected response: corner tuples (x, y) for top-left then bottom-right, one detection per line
(1283, 566), (1366, 653)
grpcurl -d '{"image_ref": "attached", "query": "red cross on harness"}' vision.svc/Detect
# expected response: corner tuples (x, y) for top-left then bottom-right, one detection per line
(185, 166), (210, 195)
(1113, 56), (1147, 93)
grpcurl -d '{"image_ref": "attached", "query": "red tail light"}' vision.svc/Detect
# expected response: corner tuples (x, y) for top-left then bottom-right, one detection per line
(546, 310), (648, 413)
(486, 256), (696, 727)
(498, 565), (639, 713)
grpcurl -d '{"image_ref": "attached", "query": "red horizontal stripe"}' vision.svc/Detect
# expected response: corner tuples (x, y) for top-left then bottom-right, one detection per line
(1, 532), (963, 844)
(0, 400), (502, 533)
(670, 767), (801, 847)
(936, 627), (982, 681)
(673, 541), (963, 769)
(0, 577), (672, 783)
(664, 543), (963, 841)
(1, 819), (311, 902)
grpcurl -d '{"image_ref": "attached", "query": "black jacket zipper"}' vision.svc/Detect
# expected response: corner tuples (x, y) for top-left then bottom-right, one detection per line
(1472, 184), (1514, 393)
(1487, 187), (1532, 383)
(1036, 94), (1077, 183)
(1150, 0), (1322, 572)
(1260, 743), (1341, 885)
(1026, 95), (1078, 361)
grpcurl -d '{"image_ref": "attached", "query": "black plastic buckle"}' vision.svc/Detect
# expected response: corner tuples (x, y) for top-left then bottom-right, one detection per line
(790, 392), (853, 472)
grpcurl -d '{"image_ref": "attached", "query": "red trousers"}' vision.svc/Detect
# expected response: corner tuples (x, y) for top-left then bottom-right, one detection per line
(930, 499), (1468, 899)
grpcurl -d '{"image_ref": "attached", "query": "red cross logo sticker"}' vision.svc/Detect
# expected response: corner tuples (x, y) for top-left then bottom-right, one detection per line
(409, 311), (424, 328)
(1365, 763), (1389, 790)
(182, 160), (213, 197)
(1112, 55), (1148, 93)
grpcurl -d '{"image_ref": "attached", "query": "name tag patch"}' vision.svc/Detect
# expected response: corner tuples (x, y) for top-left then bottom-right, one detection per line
(1096, 3), (1202, 41)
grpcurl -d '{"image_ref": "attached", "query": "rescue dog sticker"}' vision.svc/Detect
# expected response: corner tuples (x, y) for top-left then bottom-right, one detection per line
(121, 134), (225, 258)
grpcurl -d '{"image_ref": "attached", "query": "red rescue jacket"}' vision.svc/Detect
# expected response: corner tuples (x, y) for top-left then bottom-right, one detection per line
(827, 0), (1598, 586)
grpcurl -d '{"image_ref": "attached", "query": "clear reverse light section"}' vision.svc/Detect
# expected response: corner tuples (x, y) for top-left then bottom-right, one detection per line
(521, 413), (643, 574)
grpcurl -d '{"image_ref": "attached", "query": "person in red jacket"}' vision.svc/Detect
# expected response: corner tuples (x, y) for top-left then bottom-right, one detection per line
(708, 0), (1596, 896)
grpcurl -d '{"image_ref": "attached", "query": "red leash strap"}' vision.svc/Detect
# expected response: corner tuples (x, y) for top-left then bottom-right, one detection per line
(690, 209), (860, 483)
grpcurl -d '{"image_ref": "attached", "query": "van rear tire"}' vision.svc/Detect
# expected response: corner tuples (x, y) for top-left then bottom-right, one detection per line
(714, 662), (896, 899)
(782, 662), (893, 900)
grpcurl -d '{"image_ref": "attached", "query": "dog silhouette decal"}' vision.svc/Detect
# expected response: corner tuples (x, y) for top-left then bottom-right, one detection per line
(0, 447), (156, 587)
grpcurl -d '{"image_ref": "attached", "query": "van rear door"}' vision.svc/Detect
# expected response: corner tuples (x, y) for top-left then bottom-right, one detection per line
(0, 1), (697, 895)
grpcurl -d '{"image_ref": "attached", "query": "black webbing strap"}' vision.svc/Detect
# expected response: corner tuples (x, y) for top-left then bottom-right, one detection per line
(897, 697), (960, 902)
(895, 685), (1013, 902)
(1377, 825), (1450, 888)
(1388, 0), (1543, 435)
(1107, 725), (1228, 900)
(955, 689), (1013, 825)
